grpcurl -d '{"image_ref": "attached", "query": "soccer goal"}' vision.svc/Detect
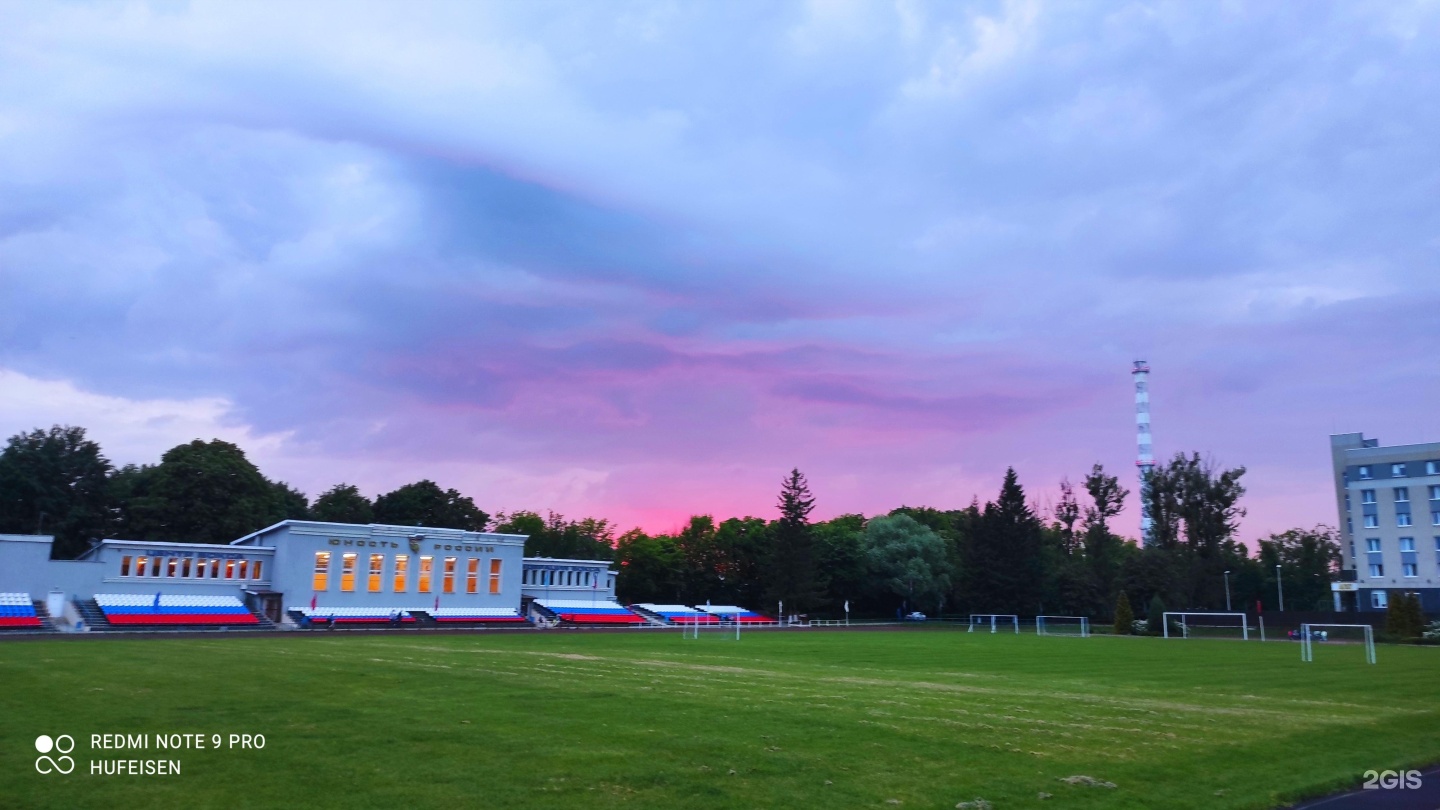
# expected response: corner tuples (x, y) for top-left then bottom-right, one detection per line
(1163, 612), (1251, 640)
(1036, 615), (1090, 637)
(682, 612), (740, 641)
(1300, 623), (1376, 665)
(968, 614), (1020, 634)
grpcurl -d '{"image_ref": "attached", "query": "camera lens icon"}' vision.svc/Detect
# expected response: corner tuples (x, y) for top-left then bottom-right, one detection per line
(34, 734), (75, 774)
(36, 735), (54, 753)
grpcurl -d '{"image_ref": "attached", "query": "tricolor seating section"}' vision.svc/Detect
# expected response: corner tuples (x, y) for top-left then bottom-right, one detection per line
(95, 594), (257, 626)
(698, 605), (773, 624)
(429, 608), (527, 624)
(635, 604), (720, 624)
(0, 593), (41, 629)
(289, 607), (415, 625)
(535, 599), (646, 625)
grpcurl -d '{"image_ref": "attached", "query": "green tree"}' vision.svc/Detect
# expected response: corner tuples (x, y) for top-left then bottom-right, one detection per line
(962, 468), (1044, 615)
(0, 425), (113, 559)
(1146, 595), (1166, 635)
(113, 440), (297, 544)
(813, 514), (866, 614)
(1257, 526), (1341, 612)
(766, 468), (820, 613)
(864, 514), (953, 614)
(311, 484), (374, 524)
(1054, 477), (1082, 555)
(1082, 464), (1130, 602)
(614, 528), (681, 604)
(1113, 590), (1134, 634)
(1385, 593), (1425, 640)
(712, 516), (770, 607)
(373, 480), (488, 531)
(495, 511), (613, 560)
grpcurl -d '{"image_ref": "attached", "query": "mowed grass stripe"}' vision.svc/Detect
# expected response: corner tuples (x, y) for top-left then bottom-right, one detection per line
(1, 628), (1437, 810)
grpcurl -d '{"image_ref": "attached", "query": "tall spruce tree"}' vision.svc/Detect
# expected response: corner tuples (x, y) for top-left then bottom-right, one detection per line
(965, 468), (1044, 615)
(766, 468), (820, 614)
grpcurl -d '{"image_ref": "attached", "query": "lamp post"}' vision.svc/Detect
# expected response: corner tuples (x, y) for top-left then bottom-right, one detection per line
(1276, 564), (1285, 612)
(1223, 570), (1232, 612)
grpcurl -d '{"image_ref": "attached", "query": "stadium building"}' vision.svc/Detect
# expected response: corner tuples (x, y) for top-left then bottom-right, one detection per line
(0, 519), (671, 631)
(1330, 432), (1440, 612)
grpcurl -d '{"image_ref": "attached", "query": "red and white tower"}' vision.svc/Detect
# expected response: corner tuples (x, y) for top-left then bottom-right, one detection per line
(1133, 360), (1154, 546)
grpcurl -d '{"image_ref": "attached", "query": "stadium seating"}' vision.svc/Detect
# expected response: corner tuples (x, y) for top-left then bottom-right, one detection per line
(428, 608), (528, 624)
(0, 593), (42, 629)
(94, 594), (259, 626)
(288, 607), (415, 625)
(535, 599), (646, 625)
(697, 605), (773, 624)
(633, 604), (720, 624)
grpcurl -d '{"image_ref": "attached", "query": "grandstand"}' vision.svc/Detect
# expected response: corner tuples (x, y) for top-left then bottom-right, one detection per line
(0, 592), (42, 629)
(697, 605), (773, 624)
(94, 594), (260, 627)
(632, 604), (720, 624)
(534, 599), (647, 625)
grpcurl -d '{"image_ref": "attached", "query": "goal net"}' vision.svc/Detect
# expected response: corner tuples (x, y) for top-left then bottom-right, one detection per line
(1036, 615), (1090, 637)
(968, 614), (1019, 634)
(1299, 623), (1376, 665)
(1163, 612), (1251, 640)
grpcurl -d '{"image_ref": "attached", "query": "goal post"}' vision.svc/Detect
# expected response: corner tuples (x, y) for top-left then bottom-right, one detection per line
(968, 614), (1020, 634)
(1301, 623), (1376, 665)
(1036, 615), (1090, 637)
(1163, 612), (1251, 640)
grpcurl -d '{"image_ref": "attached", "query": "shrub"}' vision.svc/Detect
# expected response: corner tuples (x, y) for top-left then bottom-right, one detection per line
(1113, 591), (1134, 635)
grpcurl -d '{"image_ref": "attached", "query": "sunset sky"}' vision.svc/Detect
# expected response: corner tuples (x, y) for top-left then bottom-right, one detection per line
(2, 1), (1437, 540)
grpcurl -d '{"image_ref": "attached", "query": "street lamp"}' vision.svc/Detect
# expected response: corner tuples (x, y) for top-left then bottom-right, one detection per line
(1223, 570), (1232, 612)
(1275, 564), (1285, 612)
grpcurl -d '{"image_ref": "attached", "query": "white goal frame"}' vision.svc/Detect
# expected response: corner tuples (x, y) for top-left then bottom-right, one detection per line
(1301, 623), (1375, 665)
(1163, 612), (1250, 640)
(968, 614), (1020, 634)
(683, 611), (740, 641)
(1036, 615), (1090, 637)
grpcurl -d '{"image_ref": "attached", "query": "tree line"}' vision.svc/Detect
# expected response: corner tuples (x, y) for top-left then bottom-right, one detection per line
(0, 424), (1341, 619)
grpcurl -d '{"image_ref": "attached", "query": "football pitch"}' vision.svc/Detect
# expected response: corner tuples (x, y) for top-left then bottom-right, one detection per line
(2, 627), (1437, 809)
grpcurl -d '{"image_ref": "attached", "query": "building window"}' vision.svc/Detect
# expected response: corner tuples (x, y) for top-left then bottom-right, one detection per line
(1364, 515), (1379, 528)
(466, 558), (479, 594)
(443, 557), (457, 594)
(1366, 538), (1381, 552)
(368, 554), (384, 592)
(209, 559), (221, 578)
(195, 558), (207, 578)
(1348, 540), (1355, 559)
(1430, 486), (1440, 501)
(150, 557), (162, 577)
(163, 558), (175, 577)
(1361, 489), (1376, 504)
(1372, 591), (1387, 609)
(340, 553), (357, 592)
(418, 556), (433, 593)
(1344, 494), (1351, 511)
(393, 555), (409, 592)
(1358, 466), (1372, 479)
(314, 552), (331, 591)
(489, 559), (502, 594)
(120, 556), (132, 577)
(252, 560), (263, 580)
(1392, 463), (1407, 477)
(1398, 513), (1413, 527)
(1400, 537), (1416, 552)
(1428, 461), (1439, 475)
(181, 558), (192, 578)
(238, 560), (249, 579)
(225, 559), (236, 579)
(1369, 564), (1384, 577)
(1403, 563), (1418, 577)
(1347, 517), (1353, 534)
(1395, 487), (1410, 502)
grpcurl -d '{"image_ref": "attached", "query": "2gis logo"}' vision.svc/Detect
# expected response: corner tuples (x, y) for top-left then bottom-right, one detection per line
(34, 734), (75, 775)
(1363, 769), (1423, 790)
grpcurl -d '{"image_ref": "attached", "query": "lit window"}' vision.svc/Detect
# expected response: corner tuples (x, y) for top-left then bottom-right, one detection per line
(340, 553), (357, 592)
(1398, 513), (1412, 527)
(1372, 591), (1387, 609)
(166, 558), (177, 577)
(181, 558), (192, 578)
(466, 558), (479, 594)
(238, 560), (248, 579)
(1369, 564), (1384, 577)
(1366, 538), (1381, 552)
(252, 560), (263, 580)
(1361, 490), (1376, 504)
(225, 560), (236, 579)
(1364, 515), (1379, 528)
(209, 559), (221, 578)
(1392, 463), (1407, 477)
(1394, 487), (1410, 502)
(443, 557), (457, 594)
(1403, 563), (1418, 577)
(313, 552), (331, 591)
(368, 554), (384, 592)
(489, 559), (502, 595)
(150, 557), (162, 577)
(393, 555), (409, 592)
(418, 556), (433, 593)
(1400, 537), (1416, 552)
(120, 556), (132, 577)
(1358, 466), (1372, 479)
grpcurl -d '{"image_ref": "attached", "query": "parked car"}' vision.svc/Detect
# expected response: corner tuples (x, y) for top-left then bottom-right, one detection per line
(905, 611), (927, 621)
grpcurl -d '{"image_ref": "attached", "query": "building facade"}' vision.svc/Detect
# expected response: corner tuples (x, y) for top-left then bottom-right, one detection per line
(1330, 433), (1440, 612)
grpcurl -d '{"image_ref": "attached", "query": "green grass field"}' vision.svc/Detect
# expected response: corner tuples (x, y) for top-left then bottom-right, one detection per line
(2, 627), (1437, 809)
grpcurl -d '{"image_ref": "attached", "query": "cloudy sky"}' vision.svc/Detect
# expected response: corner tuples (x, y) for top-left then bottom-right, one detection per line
(2, 1), (1437, 538)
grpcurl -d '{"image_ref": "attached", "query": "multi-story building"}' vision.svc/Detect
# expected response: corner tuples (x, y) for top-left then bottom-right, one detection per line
(1330, 433), (1440, 612)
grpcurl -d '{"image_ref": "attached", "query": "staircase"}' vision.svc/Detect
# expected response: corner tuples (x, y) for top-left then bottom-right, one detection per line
(406, 610), (439, 628)
(31, 600), (57, 632)
(246, 607), (276, 630)
(74, 598), (110, 631)
(529, 602), (560, 626)
(628, 605), (672, 626)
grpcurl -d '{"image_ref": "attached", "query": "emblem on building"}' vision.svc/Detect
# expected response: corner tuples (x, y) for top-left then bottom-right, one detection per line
(408, 534), (423, 554)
